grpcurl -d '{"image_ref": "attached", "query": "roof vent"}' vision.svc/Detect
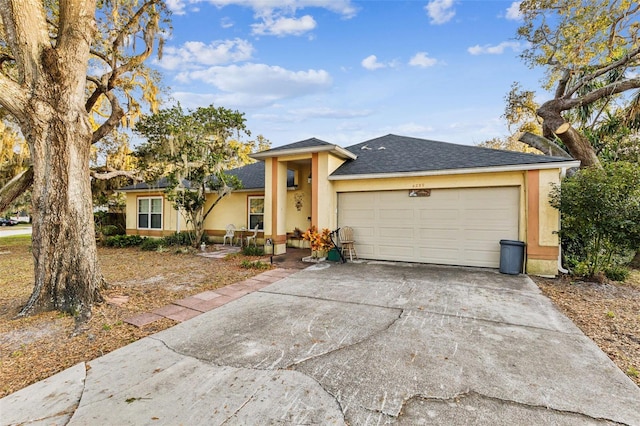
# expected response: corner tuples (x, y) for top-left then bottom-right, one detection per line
(361, 145), (372, 150)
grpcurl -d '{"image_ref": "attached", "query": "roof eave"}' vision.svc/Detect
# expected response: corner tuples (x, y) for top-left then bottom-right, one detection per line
(250, 145), (357, 161)
(117, 187), (167, 193)
(328, 160), (582, 181)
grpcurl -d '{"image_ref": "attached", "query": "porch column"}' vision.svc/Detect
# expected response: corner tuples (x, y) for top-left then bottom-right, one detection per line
(311, 153), (319, 228)
(265, 157), (288, 255)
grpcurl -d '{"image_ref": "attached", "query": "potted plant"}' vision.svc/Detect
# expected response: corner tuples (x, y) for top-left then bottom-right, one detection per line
(302, 226), (334, 262)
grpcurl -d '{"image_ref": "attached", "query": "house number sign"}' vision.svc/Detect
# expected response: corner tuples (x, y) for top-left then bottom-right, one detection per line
(409, 189), (431, 197)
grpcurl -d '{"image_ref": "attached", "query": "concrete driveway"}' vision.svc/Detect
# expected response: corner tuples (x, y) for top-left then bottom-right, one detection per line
(0, 226), (31, 238)
(3, 262), (639, 425)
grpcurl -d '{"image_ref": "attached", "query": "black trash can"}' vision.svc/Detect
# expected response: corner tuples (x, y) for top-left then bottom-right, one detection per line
(499, 240), (525, 275)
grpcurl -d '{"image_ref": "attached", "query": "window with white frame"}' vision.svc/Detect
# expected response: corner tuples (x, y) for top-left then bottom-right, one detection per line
(138, 197), (163, 230)
(248, 196), (264, 230)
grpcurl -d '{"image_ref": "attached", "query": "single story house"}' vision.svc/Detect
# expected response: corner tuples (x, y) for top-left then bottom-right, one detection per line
(121, 134), (580, 276)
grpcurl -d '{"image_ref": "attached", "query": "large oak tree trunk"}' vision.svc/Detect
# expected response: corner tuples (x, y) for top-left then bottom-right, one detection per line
(537, 101), (601, 168)
(19, 100), (103, 318)
(3, 1), (105, 320)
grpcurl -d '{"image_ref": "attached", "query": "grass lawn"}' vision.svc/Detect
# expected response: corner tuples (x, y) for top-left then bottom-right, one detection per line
(0, 235), (267, 397)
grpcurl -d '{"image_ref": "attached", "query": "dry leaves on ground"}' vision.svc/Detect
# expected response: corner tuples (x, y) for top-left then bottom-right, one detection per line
(532, 272), (640, 387)
(0, 236), (266, 398)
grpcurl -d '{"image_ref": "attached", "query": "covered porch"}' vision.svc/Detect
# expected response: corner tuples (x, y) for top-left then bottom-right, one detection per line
(250, 139), (356, 255)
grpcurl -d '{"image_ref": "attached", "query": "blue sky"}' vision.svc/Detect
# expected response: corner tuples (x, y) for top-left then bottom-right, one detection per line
(155, 0), (542, 147)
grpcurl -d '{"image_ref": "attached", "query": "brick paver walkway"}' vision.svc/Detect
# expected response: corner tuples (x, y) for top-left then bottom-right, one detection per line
(124, 268), (299, 327)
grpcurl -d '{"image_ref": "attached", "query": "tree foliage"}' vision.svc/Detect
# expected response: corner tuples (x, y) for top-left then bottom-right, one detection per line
(0, 0), (168, 212)
(134, 104), (251, 247)
(477, 135), (542, 154)
(550, 162), (640, 278)
(90, 132), (138, 209)
(509, 0), (640, 167)
(0, 119), (30, 215)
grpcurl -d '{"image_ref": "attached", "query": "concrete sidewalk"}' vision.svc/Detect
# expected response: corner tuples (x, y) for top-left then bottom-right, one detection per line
(2, 262), (639, 425)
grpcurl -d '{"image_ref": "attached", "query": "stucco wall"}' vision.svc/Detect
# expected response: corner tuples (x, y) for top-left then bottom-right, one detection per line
(125, 192), (183, 236)
(201, 191), (266, 235)
(538, 169), (560, 247)
(525, 168), (561, 276)
(125, 190), (266, 239)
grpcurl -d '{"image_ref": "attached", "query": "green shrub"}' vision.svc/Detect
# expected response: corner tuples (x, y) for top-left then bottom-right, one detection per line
(604, 265), (630, 282)
(140, 238), (164, 251)
(162, 231), (196, 247)
(551, 162), (640, 278)
(104, 234), (145, 248)
(99, 225), (122, 237)
(242, 246), (264, 256)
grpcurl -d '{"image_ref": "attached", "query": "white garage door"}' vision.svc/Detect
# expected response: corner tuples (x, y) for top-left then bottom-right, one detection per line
(337, 187), (519, 268)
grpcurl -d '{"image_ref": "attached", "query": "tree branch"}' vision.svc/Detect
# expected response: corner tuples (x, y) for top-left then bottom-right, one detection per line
(91, 91), (125, 144)
(85, 0), (163, 114)
(90, 167), (141, 181)
(562, 76), (640, 110)
(554, 68), (572, 99)
(0, 166), (33, 213)
(518, 132), (572, 158)
(109, 1), (162, 77)
(0, 0), (50, 86)
(563, 46), (640, 98)
(0, 73), (28, 122)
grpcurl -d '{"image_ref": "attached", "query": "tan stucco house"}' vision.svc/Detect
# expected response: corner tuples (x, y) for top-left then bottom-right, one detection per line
(121, 134), (580, 276)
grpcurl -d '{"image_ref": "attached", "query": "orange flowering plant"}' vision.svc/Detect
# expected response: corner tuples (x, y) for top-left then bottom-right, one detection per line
(302, 226), (334, 253)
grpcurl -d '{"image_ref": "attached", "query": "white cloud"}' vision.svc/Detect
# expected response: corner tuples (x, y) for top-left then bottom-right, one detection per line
(390, 123), (435, 136)
(361, 55), (386, 70)
(252, 14), (316, 36)
(165, 0), (187, 15)
(505, 1), (523, 21)
(289, 107), (372, 119)
(221, 17), (234, 28)
(175, 63), (332, 107)
(409, 52), (438, 68)
(199, 0), (358, 19)
(467, 41), (527, 55)
(156, 39), (254, 70)
(425, 0), (455, 25)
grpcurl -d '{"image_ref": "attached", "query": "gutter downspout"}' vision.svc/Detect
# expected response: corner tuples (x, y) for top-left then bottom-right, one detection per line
(558, 167), (569, 274)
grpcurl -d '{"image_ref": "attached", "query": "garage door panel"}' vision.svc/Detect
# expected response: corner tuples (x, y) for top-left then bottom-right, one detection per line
(379, 227), (413, 238)
(379, 209), (414, 220)
(341, 192), (375, 205)
(355, 244), (375, 257)
(419, 210), (460, 222)
(419, 247), (461, 262)
(464, 249), (500, 265)
(354, 226), (376, 238)
(418, 228), (459, 239)
(341, 209), (376, 222)
(338, 187), (519, 268)
(378, 245), (414, 258)
(465, 240), (501, 252)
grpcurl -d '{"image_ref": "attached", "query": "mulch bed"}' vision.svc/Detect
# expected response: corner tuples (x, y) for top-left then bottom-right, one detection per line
(531, 272), (640, 387)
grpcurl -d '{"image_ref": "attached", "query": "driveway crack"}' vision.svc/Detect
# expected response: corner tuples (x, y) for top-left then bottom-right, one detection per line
(396, 390), (629, 425)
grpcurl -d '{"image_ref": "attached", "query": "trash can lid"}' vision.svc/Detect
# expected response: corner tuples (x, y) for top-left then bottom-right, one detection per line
(499, 239), (525, 246)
